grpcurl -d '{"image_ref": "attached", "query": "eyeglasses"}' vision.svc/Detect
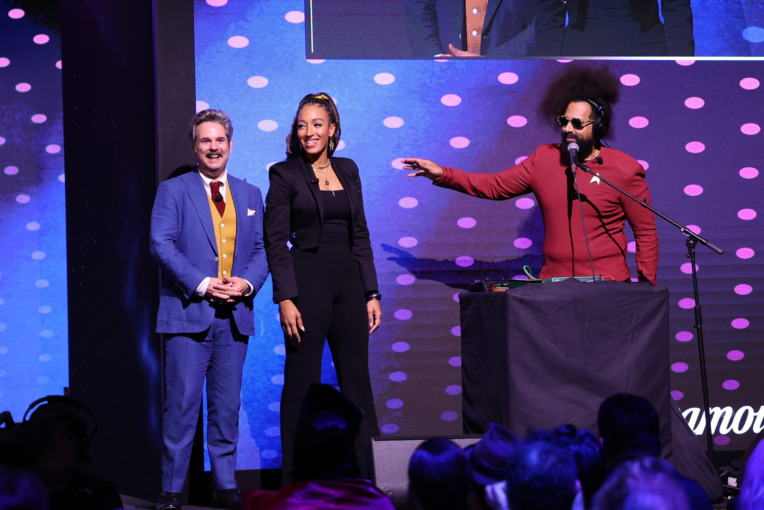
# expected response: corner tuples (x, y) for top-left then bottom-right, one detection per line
(557, 115), (595, 130)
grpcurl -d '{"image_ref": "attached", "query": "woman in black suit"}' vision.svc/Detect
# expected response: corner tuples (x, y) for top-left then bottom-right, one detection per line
(264, 93), (381, 482)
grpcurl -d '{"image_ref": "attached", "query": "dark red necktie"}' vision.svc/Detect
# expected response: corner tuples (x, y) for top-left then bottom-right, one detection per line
(210, 181), (225, 216)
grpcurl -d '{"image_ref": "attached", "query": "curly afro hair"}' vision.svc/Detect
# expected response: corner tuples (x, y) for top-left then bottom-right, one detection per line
(538, 64), (621, 139)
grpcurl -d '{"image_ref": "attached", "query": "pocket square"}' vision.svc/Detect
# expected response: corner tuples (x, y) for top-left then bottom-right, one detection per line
(247, 208), (257, 216)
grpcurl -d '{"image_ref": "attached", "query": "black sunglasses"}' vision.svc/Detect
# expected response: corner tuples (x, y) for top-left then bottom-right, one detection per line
(557, 115), (595, 130)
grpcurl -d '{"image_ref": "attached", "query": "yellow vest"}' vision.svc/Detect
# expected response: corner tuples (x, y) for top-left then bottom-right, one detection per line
(207, 185), (237, 280)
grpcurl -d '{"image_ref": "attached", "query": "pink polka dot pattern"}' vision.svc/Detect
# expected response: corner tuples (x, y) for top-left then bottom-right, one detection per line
(680, 262), (699, 274)
(722, 380), (740, 390)
(731, 318), (750, 329)
(671, 390), (684, 401)
(33, 34), (49, 44)
(736, 247), (755, 259)
(398, 236), (417, 248)
(684, 97), (705, 109)
(740, 123), (761, 135)
(4, 166), (19, 175)
(685, 141), (705, 153)
(737, 209), (757, 220)
(683, 184), (703, 196)
(394, 309), (413, 321)
(398, 197), (418, 208)
(0, 57), (9, 67)
(676, 59), (695, 66)
(374, 72), (395, 85)
(391, 341), (410, 353)
(386, 399), (404, 409)
(284, 10), (305, 23)
(450, 326), (460, 336)
(739, 167), (759, 179)
(457, 217), (476, 229)
(734, 284), (752, 296)
(627, 241), (636, 253)
(455, 255), (474, 267)
(449, 136), (470, 149)
(620, 73), (640, 86)
(514, 155), (528, 164)
(227, 35), (249, 48)
(445, 385), (461, 395)
(441, 94), (461, 106)
(506, 115), (527, 128)
(727, 350), (745, 361)
(628, 116), (649, 128)
(671, 362), (689, 373)
(441, 411), (459, 422)
(637, 159), (649, 170)
(515, 197), (534, 209)
(391, 158), (405, 169)
(381, 424), (399, 434)
(448, 356), (461, 367)
(514, 237), (532, 249)
(383, 116), (404, 129)
(247, 76), (268, 88)
(497, 72), (519, 85)
(8, 8), (24, 19)
(207, 0), (228, 6)
(678, 298), (695, 309)
(389, 371), (407, 382)
(31, 114), (46, 124)
(714, 436), (731, 446)
(396, 274), (415, 286)
(740, 77), (760, 90)
(15, 82), (31, 92)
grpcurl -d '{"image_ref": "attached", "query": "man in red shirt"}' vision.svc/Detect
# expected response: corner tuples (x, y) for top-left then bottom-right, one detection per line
(403, 65), (658, 285)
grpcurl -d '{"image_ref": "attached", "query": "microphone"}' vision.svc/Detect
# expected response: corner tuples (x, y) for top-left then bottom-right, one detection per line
(567, 142), (580, 168)
(311, 177), (319, 184)
(213, 194), (223, 203)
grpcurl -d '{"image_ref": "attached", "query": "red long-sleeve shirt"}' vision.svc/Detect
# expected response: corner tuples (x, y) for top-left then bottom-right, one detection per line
(436, 144), (659, 284)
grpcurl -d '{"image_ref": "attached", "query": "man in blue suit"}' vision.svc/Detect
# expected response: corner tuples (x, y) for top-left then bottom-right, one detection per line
(405, 0), (537, 57)
(150, 109), (268, 510)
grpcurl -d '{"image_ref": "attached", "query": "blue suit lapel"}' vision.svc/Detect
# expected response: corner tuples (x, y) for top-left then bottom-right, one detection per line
(183, 171), (218, 255)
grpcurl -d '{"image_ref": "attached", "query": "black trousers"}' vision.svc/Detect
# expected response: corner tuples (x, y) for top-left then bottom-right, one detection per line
(280, 243), (380, 481)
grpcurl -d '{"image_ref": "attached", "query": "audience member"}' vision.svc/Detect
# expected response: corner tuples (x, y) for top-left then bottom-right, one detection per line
(463, 423), (518, 510)
(504, 433), (579, 510)
(591, 457), (689, 510)
(241, 384), (393, 510)
(27, 396), (123, 510)
(407, 437), (471, 510)
(597, 393), (712, 509)
(536, 424), (605, 510)
(736, 439), (764, 510)
(0, 465), (48, 510)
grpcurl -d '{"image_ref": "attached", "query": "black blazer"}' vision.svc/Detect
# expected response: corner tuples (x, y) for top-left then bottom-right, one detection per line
(263, 155), (379, 304)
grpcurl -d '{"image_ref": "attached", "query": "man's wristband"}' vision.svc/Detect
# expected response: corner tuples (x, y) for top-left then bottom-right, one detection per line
(366, 293), (382, 302)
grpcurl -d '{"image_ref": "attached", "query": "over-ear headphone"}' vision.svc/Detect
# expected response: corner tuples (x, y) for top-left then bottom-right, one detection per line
(23, 395), (98, 452)
(585, 98), (609, 139)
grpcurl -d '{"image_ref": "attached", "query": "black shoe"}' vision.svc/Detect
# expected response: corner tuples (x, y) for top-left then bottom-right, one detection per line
(211, 488), (241, 509)
(156, 491), (182, 510)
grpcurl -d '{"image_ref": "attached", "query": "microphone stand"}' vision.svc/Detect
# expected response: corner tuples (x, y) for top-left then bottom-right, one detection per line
(575, 162), (723, 464)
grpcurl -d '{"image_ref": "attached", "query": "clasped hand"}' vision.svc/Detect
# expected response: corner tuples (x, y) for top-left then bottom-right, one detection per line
(205, 276), (249, 303)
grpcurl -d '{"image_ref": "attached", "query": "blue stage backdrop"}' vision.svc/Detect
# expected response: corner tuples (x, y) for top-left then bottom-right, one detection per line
(0, 4), (67, 420)
(194, 0), (763, 470)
